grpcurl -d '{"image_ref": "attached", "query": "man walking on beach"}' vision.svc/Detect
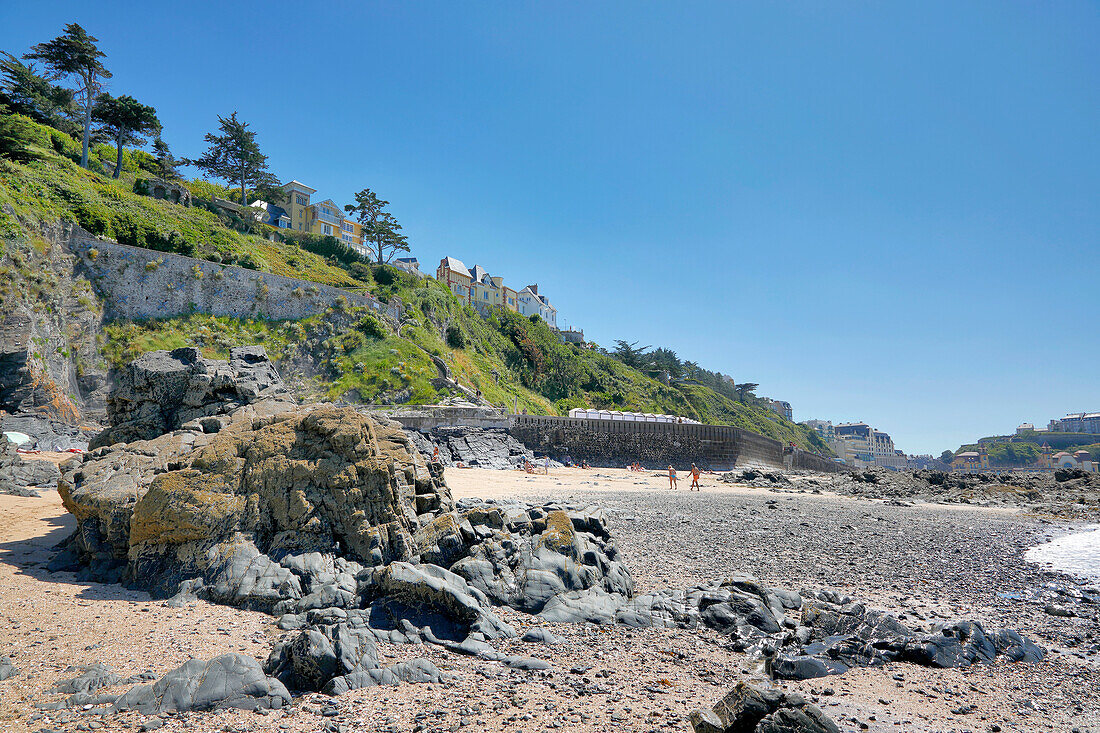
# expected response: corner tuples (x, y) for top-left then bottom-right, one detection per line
(668, 465), (677, 489)
(690, 463), (701, 491)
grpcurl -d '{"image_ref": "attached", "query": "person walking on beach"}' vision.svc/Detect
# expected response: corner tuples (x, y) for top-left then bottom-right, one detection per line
(690, 463), (701, 491)
(668, 465), (677, 489)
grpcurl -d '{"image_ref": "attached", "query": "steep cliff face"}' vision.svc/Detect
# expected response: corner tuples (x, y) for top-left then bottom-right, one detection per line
(0, 221), (109, 436)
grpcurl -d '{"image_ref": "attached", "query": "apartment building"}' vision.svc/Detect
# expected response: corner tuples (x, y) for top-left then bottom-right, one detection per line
(1052, 412), (1100, 435)
(834, 421), (906, 469)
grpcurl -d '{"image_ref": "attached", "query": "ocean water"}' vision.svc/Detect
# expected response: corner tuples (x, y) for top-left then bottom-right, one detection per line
(1026, 525), (1100, 581)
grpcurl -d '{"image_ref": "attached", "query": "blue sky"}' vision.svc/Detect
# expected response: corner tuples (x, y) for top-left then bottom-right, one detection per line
(4, 2), (1098, 454)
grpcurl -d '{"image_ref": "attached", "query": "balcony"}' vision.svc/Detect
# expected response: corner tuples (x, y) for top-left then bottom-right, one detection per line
(315, 209), (342, 226)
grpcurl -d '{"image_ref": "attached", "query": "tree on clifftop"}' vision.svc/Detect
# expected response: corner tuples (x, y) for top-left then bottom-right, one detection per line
(186, 112), (276, 207)
(92, 93), (160, 178)
(345, 189), (411, 265)
(734, 382), (759, 402)
(24, 23), (111, 169)
(151, 136), (180, 179)
(0, 52), (78, 136)
(612, 340), (651, 369)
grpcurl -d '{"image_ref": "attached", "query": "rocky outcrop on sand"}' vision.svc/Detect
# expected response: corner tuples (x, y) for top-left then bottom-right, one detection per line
(406, 426), (548, 470)
(0, 432), (62, 496)
(91, 346), (293, 449)
(113, 654), (291, 713)
(523, 575), (1043, 679)
(723, 466), (1100, 519)
(55, 347), (626, 697)
(690, 682), (840, 733)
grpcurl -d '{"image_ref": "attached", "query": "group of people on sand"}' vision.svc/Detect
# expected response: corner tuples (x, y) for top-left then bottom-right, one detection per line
(668, 463), (702, 490)
(523, 456), (551, 474)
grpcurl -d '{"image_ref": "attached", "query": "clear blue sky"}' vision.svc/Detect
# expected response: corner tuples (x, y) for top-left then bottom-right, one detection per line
(4, 2), (1098, 455)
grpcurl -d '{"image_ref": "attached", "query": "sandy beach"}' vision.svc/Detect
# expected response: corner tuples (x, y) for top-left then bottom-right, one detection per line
(1, 467), (1098, 732)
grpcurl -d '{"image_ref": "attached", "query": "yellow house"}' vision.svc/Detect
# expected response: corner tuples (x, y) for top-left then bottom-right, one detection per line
(437, 257), (472, 302)
(470, 266), (505, 313)
(273, 181), (369, 256)
(279, 180), (316, 233)
(502, 284), (518, 312)
(952, 445), (990, 472)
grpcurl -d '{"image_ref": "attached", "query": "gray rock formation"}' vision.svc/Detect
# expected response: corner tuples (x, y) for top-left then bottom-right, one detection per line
(0, 655), (18, 681)
(113, 654), (290, 713)
(91, 346), (293, 448)
(405, 426), (548, 470)
(690, 682), (839, 733)
(0, 432), (63, 496)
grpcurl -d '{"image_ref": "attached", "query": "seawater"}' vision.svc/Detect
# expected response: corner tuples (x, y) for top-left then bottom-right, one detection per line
(1026, 525), (1100, 581)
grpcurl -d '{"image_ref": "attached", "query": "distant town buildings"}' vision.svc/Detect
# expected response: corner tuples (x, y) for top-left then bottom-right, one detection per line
(1048, 450), (1098, 472)
(802, 419), (907, 469)
(437, 257), (560, 329)
(952, 447), (990, 472)
(1050, 412), (1100, 435)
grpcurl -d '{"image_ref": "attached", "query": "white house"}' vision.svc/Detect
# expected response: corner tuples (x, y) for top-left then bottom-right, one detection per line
(517, 284), (557, 328)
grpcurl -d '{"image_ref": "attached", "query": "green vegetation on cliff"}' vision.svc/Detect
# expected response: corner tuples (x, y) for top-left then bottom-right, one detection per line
(2, 114), (827, 452)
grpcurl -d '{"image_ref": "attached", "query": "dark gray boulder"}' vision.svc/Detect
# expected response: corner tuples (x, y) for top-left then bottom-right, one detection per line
(264, 623), (378, 692)
(689, 682), (839, 733)
(363, 562), (516, 641)
(113, 654), (290, 713)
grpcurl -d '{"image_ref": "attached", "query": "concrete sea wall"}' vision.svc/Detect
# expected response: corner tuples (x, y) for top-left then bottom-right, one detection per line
(69, 230), (401, 322)
(508, 415), (842, 472)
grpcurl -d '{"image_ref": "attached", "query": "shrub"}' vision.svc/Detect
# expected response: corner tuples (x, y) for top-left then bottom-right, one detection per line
(354, 312), (387, 339)
(446, 325), (466, 349)
(86, 248), (99, 261)
(0, 113), (48, 162)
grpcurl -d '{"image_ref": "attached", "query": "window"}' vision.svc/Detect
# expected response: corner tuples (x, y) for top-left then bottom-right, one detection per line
(296, 195), (308, 206)
(483, 292), (489, 300)
(323, 224), (332, 235)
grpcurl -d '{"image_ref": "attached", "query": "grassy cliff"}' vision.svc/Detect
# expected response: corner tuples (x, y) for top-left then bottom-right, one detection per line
(1, 114), (828, 452)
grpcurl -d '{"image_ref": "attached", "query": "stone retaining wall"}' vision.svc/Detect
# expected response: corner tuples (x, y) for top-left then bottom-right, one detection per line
(506, 415), (844, 472)
(70, 230), (401, 322)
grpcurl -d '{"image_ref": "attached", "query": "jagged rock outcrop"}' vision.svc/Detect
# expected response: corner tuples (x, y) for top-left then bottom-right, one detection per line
(59, 402), (453, 601)
(446, 499), (632, 612)
(0, 432), (62, 496)
(406, 427), (547, 470)
(91, 346), (293, 448)
(690, 682), (839, 733)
